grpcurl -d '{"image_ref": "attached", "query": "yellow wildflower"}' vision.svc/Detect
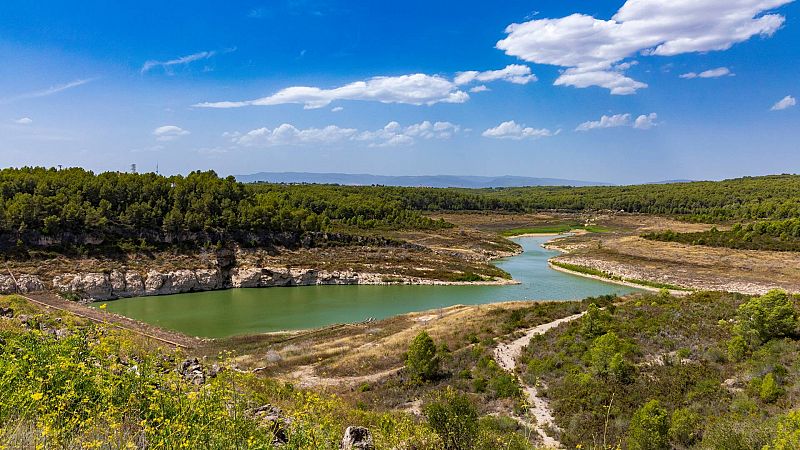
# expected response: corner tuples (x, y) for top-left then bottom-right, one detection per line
(31, 392), (44, 401)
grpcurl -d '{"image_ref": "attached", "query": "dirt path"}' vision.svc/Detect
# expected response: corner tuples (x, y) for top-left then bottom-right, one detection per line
(288, 365), (403, 388)
(22, 292), (203, 349)
(494, 312), (586, 449)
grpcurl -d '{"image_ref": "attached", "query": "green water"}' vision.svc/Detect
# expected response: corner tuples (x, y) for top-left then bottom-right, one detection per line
(99, 236), (639, 338)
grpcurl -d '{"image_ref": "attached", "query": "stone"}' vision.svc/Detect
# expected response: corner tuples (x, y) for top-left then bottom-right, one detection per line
(0, 307), (14, 318)
(251, 404), (290, 445)
(178, 358), (206, 385)
(340, 426), (374, 450)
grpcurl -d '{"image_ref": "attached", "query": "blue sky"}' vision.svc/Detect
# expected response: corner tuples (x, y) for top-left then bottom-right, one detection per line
(0, 0), (798, 183)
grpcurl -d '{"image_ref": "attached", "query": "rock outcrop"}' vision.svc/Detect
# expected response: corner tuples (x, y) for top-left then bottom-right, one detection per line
(340, 426), (374, 450)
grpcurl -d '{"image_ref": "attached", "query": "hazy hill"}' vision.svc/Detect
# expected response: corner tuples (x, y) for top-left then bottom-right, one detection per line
(235, 172), (608, 187)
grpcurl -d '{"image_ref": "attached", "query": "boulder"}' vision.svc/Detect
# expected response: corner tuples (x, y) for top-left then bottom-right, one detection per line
(340, 426), (374, 450)
(178, 358), (206, 385)
(251, 404), (290, 446)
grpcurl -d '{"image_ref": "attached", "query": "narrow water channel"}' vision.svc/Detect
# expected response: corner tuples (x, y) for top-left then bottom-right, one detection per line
(99, 236), (639, 337)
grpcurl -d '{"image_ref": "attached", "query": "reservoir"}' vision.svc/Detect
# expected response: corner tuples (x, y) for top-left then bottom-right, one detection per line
(99, 236), (639, 338)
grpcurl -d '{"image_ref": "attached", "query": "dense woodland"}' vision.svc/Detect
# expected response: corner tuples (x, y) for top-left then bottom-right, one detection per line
(643, 219), (800, 252)
(2, 167), (800, 251)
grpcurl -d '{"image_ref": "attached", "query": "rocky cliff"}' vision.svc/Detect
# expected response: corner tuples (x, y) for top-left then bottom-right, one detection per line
(0, 266), (498, 301)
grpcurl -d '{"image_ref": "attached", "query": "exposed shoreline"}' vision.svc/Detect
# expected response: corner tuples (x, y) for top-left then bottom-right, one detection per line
(547, 262), (691, 296)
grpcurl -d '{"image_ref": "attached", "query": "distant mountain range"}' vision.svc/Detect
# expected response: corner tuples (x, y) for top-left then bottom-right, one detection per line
(235, 172), (610, 188)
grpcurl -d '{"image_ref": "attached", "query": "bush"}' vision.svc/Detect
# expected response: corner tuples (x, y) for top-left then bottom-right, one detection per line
(488, 373), (521, 399)
(727, 334), (748, 361)
(627, 400), (669, 450)
(760, 372), (783, 403)
(734, 290), (798, 346)
(766, 410), (800, 450)
(580, 303), (608, 339)
(669, 407), (701, 447)
(424, 387), (479, 450)
(406, 331), (440, 382)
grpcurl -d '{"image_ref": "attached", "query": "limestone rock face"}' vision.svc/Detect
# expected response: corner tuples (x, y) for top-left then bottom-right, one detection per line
(0, 274), (45, 294)
(52, 273), (113, 300)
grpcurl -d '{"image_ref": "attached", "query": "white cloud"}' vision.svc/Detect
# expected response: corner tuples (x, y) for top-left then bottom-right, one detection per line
(2, 78), (96, 103)
(469, 85), (489, 93)
(680, 67), (734, 79)
(236, 124), (357, 146)
(634, 113), (659, 129)
(771, 95), (796, 111)
(555, 68), (647, 95)
(141, 49), (233, 74)
(195, 65), (535, 109)
(196, 73), (469, 109)
(331, 106), (344, 112)
(482, 120), (557, 140)
(576, 114), (632, 131)
(454, 64), (537, 85)
(153, 125), (190, 141)
(14, 117), (33, 125)
(232, 121), (461, 148)
(497, 0), (791, 94)
(576, 112), (658, 131)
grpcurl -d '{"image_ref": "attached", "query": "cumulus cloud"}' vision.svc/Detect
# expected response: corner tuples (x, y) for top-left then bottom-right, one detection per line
(469, 85), (489, 93)
(231, 121), (461, 148)
(576, 114), (632, 131)
(576, 113), (658, 131)
(680, 67), (734, 79)
(497, 0), (791, 94)
(153, 125), (190, 141)
(195, 65), (534, 109)
(481, 120), (558, 140)
(14, 117), (33, 125)
(771, 95), (796, 111)
(454, 64), (537, 85)
(634, 113), (659, 129)
(141, 49), (234, 74)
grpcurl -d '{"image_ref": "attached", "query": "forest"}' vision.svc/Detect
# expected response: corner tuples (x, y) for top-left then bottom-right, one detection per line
(2, 167), (800, 251)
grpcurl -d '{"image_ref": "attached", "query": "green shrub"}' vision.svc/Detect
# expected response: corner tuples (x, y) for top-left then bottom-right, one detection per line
(406, 331), (440, 382)
(668, 408), (701, 447)
(760, 372), (783, 403)
(727, 334), (748, 361)
(424, 387), (479, 450)
(580, 303), (608, 339)
(627, 400), (669, 450)
(488, 373), (521, 399)
(766, 410), (800, 450)
(734, 290), (798, 346)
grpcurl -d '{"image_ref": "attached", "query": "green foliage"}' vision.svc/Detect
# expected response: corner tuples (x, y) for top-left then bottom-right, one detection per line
(668, 407), (701, 447)
(627, 400), (670, 450)
(727, 334), (748, 361)
(0, 167), (449, 252)
(486, 372), (521, 399)
(734, 290), (798, 346)
(644, 218), (800, 251)
(406, 331), (440, 382)
(580, 303), (609, 339)
(423, 387), (479, 450)
(766, 410), (800, 450)
(760, 372), (783, 403)
(587, 332), (633, 381)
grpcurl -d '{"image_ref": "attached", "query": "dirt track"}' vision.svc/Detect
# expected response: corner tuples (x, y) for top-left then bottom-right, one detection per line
(22, 292), (203, 349)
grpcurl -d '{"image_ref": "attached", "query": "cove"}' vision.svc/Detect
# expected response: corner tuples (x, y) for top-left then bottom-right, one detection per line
(99, 236), (639, 338)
